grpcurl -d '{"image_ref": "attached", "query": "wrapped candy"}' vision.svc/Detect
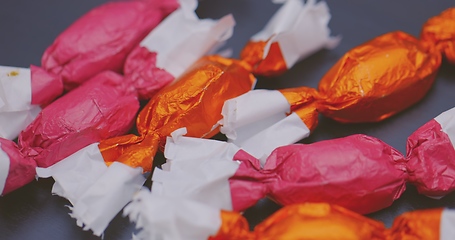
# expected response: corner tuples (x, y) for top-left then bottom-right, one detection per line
(124, 191), (455, 240)
(0, 0), (178, 140)
(216, 7), (455, 160)
(1, 0), (235, 197)
(151, 105), (455, 215)
(420, 8), (455, 65)
(0, 66), (62, 140)
(386, 208), (452, 240)
(41, 0), (179, 90)
(37, 0), (339, 236)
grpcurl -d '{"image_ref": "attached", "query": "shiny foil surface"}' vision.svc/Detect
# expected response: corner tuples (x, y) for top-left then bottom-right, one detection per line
(99, 55), (255, 171)
(387, 208), (442, 240)
(317, 31), (441, 123)
(267, 29), (449, 131)
(209, 204), (446, 240)
(240, 41), (288, 77)
(226, 111), (455, 214)
(210, 203), (386, 240)
(421, 8), (455, 65)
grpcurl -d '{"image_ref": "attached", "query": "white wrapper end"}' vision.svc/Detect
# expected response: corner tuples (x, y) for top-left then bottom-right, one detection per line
(435, 107), (455, 149)
(36, 143), (146, 236)
(151, 129), (240, 210)
(124, 189), (221, 240)
(0, 66), (41, 140)
(238, 112), (309, 165)
(441, 209), (455, 240)
(220, 90), (291, 141)
(0, 144), (10, 194)
(140, 0), (235, 78)
(252, 0), (340, 69)
(36, 143), (108, 202)
(219, 90), (310, 164)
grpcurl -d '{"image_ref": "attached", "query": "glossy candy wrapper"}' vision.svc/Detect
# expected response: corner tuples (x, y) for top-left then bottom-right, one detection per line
(421, 8), (455, 65)
(124, 0), (235, 100)
(99, 0), (338, 172)
(36, 0), (338, 236)
(217, 8), (455, 157)
(1, 0), (234, 196)
(152, 105), (455, 215)
(124, 191), (455, 240)
(0, 71), (139, 195)
(0, 0), (178, 140)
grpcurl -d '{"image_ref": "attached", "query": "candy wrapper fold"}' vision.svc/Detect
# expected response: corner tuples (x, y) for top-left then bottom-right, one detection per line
(34, 1), (240, 236)
(69, 162), (144, 236)
(215, 9), (454, 151)
(38, 143), (145, 236)
(0, 66), (41, 140)
(99, 0), (336, 173)
(241, 0), (340, 76)
(421, 8), (455, 64)
(0, 143), (10, 194)
(151, 105), (455, 215)
(35, 0), (337, 235)
(1, 70), (140, 197)
(41, 0), (179, 90)
(152, 129), (240, 210)
(125, 192), (390, 240)
(218, 89), (310, 163)
(124, 189), (222, 240)
(0, 0), (180, 140)
(124, 0), (235, 99)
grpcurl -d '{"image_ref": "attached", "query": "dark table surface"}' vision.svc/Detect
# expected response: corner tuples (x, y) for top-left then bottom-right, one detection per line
(1, 0), (455, 239)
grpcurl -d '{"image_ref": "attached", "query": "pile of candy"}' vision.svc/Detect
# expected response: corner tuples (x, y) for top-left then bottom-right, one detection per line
(1, 0), (454, 239)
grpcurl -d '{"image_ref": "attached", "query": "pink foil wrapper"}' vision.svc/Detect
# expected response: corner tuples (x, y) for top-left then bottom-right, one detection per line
(29, 65), (63, 106)
(123, 48), (174, 100)
(1, 71), (140, 194)
(0, 138), (36, 195)
(229, 115), (455, 214)
(41, 0), (178, 90)
(152, 107), (455, 215)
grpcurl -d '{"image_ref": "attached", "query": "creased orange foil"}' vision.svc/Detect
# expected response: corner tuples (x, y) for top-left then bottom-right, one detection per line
(241, 40), (288, 77)
(386, 208), (442, 240)
(316, 31), (441, 123)
(421, 8), (455, 64)
(209, 203), (386, 240)
(208, 203), (444, 240)
(270, 30), (442, 128)
(99, 56), (255, 171)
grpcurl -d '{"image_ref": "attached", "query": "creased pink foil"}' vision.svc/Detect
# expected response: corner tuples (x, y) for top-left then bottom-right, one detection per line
(30, 65), (63, 106)
(1, 71), (141, 194)
(41, 0), (178, 90)
(228, 118), (455, 214)
(123, 47), (174, 100)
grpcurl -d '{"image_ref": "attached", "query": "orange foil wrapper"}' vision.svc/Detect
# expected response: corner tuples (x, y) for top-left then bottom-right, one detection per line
(316, 31), (441, 123)
(96, 0), (340, 171)
(211, 204), (446, 240)
(274, 29), (445, 128)
(387, 208), (442, 240)
(250, 203), (386, 240)
(241, 41), (288, 77)
(125, 190), (454, 240)
(271, 8), (454, 126)
(421, 8), (455, 64)
(99, 56), (255, 171)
